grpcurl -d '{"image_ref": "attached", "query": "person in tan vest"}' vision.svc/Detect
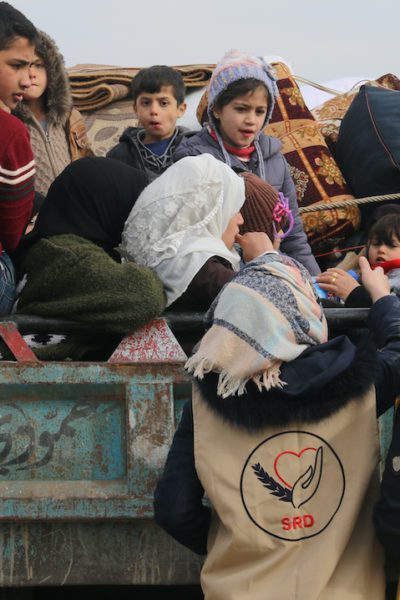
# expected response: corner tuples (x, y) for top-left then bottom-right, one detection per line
(155, 251), (400, 600)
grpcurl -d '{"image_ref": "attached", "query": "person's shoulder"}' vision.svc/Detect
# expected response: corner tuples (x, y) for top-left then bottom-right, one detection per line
(107, 127), (141, 158)
(0, 108), (33, 168)
(174, 127), (218, 160)
(176, 125), (201, 139)
(257, 131), (283, 156)
(119, 126), (142, 142)
(0, 107), (30, 138)
(68, 107), (86, 127)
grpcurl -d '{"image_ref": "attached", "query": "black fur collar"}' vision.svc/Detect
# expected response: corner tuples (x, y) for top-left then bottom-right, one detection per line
(194, 337), (378, 432)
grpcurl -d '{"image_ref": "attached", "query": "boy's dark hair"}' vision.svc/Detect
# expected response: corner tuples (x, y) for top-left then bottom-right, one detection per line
(213, 78), (269, 111)
(0, 2), (37, 50)
(368, 214), (400, 247)
(130, 65), (186, 105)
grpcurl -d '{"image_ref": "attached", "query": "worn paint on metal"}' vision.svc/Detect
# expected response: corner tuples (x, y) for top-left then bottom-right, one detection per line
(0, 319), (187, 521)
(0, 521), (202, 586)
(0, 323), (38, 362)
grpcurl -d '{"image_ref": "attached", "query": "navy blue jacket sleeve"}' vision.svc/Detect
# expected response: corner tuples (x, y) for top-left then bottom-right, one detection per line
(369, 295), (400, 416)
(153, 400), (211, 555)
(374, 406), (400, 578)
(345, 284), (372, 308)
(370, 295), (400, 573)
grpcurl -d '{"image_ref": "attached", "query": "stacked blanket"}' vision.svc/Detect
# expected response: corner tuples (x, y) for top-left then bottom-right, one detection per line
(68, 63), (215, 111)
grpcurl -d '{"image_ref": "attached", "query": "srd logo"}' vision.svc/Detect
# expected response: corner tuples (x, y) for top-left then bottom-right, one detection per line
(240, 431), (345, 541)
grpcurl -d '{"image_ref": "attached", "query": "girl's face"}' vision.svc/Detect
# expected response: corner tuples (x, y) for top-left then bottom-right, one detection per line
(368, 235), (400, 264)
(222, 212), (244, 249)
(213, 86), (268, 148)
(23, 53), (47, 102)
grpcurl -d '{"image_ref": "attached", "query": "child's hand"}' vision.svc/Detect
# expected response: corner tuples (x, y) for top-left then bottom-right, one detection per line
(359, 256), (390, 303)
(316, 268), (360, 300)
(235, 232), (274, 262)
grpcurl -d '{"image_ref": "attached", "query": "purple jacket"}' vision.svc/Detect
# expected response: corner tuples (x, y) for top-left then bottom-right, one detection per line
(174, 127), (319, 275)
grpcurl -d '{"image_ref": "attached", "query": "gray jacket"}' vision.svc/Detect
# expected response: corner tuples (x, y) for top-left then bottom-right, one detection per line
(174, 127), (319, 275)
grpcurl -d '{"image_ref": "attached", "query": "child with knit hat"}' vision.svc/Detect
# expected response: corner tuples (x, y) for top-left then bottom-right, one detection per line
(174, 49), (319, 276)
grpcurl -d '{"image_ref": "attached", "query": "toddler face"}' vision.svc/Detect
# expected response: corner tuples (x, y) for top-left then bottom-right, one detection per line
(213, 85), (268, 149)
(134, 85), (186, 144)
(368, 235), (400, 264)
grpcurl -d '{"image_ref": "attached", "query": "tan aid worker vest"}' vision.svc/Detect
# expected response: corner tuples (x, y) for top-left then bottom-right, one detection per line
(193, 386), (385, 600)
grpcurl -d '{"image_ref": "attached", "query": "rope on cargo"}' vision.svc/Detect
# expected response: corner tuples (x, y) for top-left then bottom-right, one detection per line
(293, 75), (344, 96)
(299, 192), (400, 214)
(293, 74), (391, 96)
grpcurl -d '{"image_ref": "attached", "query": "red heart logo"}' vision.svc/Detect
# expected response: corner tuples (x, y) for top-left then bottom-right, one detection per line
(274, 447), (317, 489)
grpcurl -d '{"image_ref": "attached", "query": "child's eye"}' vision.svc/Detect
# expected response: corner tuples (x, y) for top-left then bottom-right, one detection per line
(160, 100), (170, 107)
(256, 108), (267, 116)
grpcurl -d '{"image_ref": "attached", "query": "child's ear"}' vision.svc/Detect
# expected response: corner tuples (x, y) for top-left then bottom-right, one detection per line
(132, 102), (138, 118)
(177, 102), (187, 118)
(212, 108), (220, 120)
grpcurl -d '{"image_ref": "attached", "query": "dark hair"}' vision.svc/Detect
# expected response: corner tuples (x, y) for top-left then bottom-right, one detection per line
(0, 2), (37, 51)
(368, 214), (400, 247)
(130, 65), (186, 105)
(213, 78), (269, 111)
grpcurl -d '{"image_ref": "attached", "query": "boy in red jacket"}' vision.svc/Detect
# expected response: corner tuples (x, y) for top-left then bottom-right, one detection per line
(0, 2), (36, 314)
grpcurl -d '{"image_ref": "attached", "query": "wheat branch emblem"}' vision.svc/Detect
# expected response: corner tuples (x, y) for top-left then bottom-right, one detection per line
(252, 462), (292, 503)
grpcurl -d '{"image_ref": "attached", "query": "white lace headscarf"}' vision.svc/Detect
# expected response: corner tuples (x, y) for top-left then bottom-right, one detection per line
(120, 154), (245, 306)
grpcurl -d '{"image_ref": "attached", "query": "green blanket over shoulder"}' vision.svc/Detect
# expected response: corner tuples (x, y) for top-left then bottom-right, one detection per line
(16, 234), (166, 335)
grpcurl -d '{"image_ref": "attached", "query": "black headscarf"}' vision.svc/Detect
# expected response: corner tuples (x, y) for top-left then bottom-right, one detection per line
(23, 157), (148, 251)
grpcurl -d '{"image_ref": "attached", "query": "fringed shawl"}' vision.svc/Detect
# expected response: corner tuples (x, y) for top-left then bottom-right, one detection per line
(186, 253), (328, 397)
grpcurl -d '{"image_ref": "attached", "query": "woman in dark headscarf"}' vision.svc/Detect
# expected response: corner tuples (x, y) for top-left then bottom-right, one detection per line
(15, 157), (166, 340)
(22, 156), (149, 253)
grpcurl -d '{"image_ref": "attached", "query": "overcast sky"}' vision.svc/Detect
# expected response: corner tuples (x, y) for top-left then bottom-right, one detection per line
(9, 0), (400, 84)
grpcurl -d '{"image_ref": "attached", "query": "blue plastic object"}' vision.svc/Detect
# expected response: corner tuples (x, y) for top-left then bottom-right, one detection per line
(312, 277), (328, 299)
(348, 269), (360, 281)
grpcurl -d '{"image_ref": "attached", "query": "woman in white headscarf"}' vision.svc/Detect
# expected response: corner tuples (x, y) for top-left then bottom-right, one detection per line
(121, 154), (291, 310)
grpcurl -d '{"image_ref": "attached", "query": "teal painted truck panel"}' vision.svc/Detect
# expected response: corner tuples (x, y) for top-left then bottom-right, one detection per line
(0, 319), (203, 586)
(0, 320), (188, 523)
(0, 365), (185, 520)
